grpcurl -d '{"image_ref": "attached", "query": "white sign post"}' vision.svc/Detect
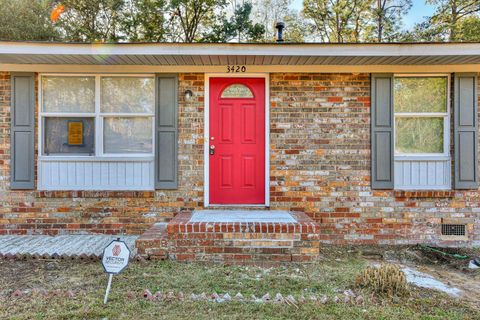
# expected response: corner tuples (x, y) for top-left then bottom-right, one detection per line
(101, 238), (130, 304)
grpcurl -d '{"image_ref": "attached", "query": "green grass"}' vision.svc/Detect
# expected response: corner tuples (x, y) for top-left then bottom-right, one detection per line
(0, 257), (478, 320)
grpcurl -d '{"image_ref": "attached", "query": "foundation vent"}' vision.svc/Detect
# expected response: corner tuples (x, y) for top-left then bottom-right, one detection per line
(441, 224), (466, 237)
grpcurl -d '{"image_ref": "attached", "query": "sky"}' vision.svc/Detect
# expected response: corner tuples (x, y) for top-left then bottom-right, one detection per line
(290, 0), (438, 30)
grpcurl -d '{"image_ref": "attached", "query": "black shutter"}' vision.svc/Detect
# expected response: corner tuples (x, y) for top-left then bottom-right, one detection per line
(371, 74), (394, 189)
(155, 74), (178, 189)
(454, 73), (478, 189)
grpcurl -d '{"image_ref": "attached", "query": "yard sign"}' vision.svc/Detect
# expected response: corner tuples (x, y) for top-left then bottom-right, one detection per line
(101, 238), (130, 304)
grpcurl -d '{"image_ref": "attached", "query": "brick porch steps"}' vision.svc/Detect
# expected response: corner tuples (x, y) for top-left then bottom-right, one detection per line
(136, 211), (320, 264)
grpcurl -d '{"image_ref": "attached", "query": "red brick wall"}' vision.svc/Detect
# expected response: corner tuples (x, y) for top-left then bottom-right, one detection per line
(0, 73), (10, 188)
(1, 71), (479, 246)
(269, 73), (373, 242)
(269, 73), (480, 246)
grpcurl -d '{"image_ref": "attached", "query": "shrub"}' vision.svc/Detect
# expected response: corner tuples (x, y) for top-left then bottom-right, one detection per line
(355, 264), (409, 298)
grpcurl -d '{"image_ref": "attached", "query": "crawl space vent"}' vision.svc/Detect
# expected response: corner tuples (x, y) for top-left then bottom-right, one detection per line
(441, 224), (466, 236)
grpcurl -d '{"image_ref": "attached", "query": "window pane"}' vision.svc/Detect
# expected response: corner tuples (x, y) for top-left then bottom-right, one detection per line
(101, 77), (154, 113)
(42, 77), (95, 113)
(395, 117), (444, 153)
(394, 77), (447, 113)
(104, 117), (152, 153)
(44, 117), (94, 155)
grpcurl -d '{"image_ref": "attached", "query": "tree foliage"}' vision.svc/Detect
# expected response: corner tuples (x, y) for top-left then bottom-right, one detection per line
(54, 0), (125, 42)
(204, 2), (265, 42)
(0, 0), (59, 41)
(425, 0), (480, 41)
(303, 0), (373, 42)
(302, 0), (413, 42)
(122, 0), (167, 42)
(457, 16), (480, 41)
(282, 13), (310, 42)
(402, 0), (480, 42)
(372, 0), (412, 42)
(169, 0), (226, 42)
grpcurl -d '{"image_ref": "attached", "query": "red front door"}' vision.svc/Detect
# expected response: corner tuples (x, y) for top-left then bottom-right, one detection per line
(209, 77), (265, 204)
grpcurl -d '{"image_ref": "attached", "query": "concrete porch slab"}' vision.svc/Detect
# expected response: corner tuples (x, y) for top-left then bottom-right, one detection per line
(190, 210), (296, 223)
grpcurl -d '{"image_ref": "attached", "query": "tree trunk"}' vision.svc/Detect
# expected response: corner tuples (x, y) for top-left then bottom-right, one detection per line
(377, 0), (383, 42)
(335, 13), (341, 42)
(450, 0), (457, 41)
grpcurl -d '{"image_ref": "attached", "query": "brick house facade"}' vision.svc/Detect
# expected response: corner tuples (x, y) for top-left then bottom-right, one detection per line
(1, 66), (479, 247)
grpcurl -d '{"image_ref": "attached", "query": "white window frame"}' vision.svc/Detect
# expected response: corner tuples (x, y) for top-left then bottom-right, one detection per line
(38, 74), (155, 161)
(393, 74), (451, 161)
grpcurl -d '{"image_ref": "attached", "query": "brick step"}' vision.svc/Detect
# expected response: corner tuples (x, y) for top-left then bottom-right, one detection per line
(135, 222), (168, 260)
(136, 210), (320, 264)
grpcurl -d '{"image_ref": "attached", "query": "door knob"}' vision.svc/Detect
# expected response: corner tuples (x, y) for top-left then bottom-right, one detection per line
(209, 145), (215, 155)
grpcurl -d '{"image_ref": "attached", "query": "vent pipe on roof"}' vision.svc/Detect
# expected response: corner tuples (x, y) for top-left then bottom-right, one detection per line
(275, 22), (285, 42)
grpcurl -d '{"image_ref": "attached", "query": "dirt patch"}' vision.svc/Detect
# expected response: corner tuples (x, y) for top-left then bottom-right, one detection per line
(0, 259), (103, 296)
(410, 245), (477, 270)
(319, 244), (480, 272)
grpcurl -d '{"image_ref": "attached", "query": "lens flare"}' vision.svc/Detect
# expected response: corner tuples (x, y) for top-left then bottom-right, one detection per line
(91, 42), (115, 64)
(51, 4), (65, 23)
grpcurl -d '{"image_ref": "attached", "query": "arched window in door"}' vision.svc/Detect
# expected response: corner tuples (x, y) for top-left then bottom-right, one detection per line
(220, 84), (254, 98)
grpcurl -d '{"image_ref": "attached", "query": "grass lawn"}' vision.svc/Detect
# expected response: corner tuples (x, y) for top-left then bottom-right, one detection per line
(1, 248), (479, 319)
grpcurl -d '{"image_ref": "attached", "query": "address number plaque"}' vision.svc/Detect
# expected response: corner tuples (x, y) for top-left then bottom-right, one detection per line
(226, 65), (247, 73)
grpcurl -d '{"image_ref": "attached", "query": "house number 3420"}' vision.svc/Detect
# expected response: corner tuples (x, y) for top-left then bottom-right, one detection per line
(227, 65), (246, 73)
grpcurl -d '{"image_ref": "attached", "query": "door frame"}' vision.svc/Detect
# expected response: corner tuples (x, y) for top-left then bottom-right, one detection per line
(204, 73), (270, 207)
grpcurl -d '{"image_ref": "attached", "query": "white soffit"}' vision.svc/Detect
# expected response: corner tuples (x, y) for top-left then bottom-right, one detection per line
(1, 41), (480, 65)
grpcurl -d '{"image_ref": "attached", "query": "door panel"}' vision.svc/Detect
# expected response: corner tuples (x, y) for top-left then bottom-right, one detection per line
(220, 156), (233, 188)
(209, 77), (265, 204)
(220, 104), (234, 143)
(241, 104), (256, 143)
(242, 155), (256, 188)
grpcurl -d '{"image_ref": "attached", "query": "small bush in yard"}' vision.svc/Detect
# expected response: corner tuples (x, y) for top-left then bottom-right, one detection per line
(355, 264), (410, 298)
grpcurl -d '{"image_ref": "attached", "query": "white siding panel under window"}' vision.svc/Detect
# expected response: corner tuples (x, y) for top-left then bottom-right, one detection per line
(39, 160), (154, 190)
(394, 159), (451, 190)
